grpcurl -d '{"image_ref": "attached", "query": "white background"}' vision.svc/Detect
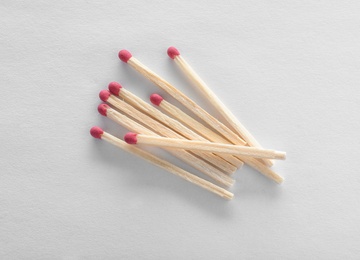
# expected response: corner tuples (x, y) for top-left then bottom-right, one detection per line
(1, 0), (360, 259)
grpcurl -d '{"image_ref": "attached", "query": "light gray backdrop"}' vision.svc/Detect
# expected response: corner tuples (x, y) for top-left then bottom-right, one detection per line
(1, 0), (360, 259)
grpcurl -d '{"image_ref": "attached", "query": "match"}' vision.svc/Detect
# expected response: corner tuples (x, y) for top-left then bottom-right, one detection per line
(108, 81), (243, 169)
(90, 126), (233, 199)
(150, 93), (284, 184)
(100, 89), (236, 176)
(90, 47), (286, 200)
(98, 98), (234, 187)
(117, 50), (248, 149)
(167, 46), (273, 166)
(123, 133), (286, 160)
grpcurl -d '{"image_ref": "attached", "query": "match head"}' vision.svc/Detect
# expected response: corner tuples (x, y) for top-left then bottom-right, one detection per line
(99, 90), (111, 102)
(118, 50), (132, 63)
(108, 81), (122, 96)
(98, 103), (110, 116)
(150, 93), (164, 106)
(167, 46), (180, 59)
(124, 132), (138, 144)
(90, 126), (104, 139)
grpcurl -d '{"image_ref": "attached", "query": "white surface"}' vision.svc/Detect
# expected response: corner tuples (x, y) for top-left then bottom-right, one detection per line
(1, 0), (360, 259)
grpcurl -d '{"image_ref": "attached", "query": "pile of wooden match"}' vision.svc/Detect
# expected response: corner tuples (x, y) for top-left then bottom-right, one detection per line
(90, 47), (286, 200)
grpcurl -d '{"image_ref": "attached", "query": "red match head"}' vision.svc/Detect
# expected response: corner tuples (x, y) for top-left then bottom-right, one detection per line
(150, 93), (164, 106)
(98, 103), (110, 116)
(167, 46), (180, 59)
(124, 132), (138, 144)
(108, 81), (122, 96)
(118, 50), (132, 63)
(99, 90), (111, 102)
(90, 126), (104, 139)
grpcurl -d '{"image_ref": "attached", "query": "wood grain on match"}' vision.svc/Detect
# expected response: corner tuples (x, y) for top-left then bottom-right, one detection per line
(120, 52), (247, 148)
(125, 133), (286, 160)
(108, 82), (242, 169)
(98, 94), (235, 187)
(150, 94), (284, 183)
(90, 127), (233, 199)
(169, 46), (273, 167)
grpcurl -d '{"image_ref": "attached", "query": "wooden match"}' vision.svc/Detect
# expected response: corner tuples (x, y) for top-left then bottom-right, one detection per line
(100, 89), (236, 176)
(108, 81), (243, 169)
(123, 133), (286, 160)
(98, 94), (235, 187)
(117, 50), (248, 149)
(150, 93), (284, 183)
(90, 47), (286, 200)
(167, 46), (273, 167)
(90, 126), (233, 199)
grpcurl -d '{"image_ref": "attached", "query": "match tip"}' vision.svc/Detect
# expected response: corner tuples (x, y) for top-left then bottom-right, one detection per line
(124, 132), (138, 144)
(98, 103), (110, 116)
(167, 46), (180, 59)
(118, 50), (132, 63)
(108, 81), (122, 96)
(99, 90), (111, 102)
(90, 126), (104, 139)
(150, 93), (163, 106)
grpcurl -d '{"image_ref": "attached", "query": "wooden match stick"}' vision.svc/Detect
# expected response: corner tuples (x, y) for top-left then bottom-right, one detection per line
(117, 50), (247, 148)
(97, 103), (234, 187)
(98, 96), (234, 187)
(100, 90), (237, 176)
(100, 89), (236, 176)
(150, 93), (284, 184)
(108, 81), (243, 169)
(167, 46), (273, 167)
(90, 127), (233, 199)
(123, 133), (286, 160)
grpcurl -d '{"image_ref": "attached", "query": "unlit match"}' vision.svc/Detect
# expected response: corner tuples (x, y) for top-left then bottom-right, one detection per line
(90, 46), (287, 200)
(167, 46), (273, 167)
(150, 93), (284, 183)
(100, 89), (236, 175)
(90, 126), (233, 199)
(108, 81), (242, 169)
(118, 50), (247, 148)
(98, 93), (235, 187)
(97, 103), (234, 187)
(124, 133), (286, 160)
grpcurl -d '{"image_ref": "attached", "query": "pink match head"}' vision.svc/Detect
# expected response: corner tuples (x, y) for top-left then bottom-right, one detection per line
(150, 93), (164, 106)
(98, 103), (110, 116)
(167, 46), (180, 59)
(118, 50), (132, 63)
(108, 81), (122, 96)
(124, 132), (138, 144)
(99, 90), (111, 102)
(90, 126), (104, 139)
